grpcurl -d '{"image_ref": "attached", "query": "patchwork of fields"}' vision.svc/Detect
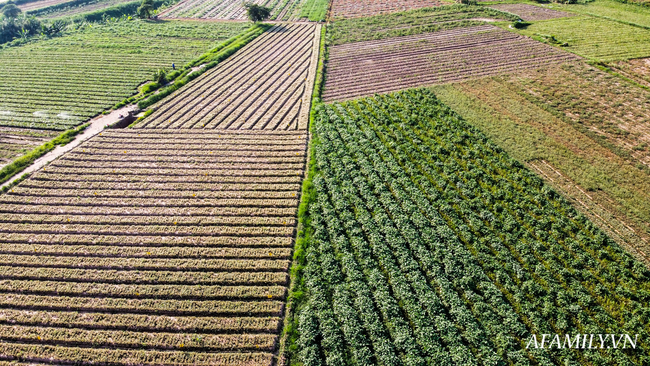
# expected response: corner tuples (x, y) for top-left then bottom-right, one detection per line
(322, 25), (579, 102)
(137, 23), (320, 130)
(160, 0), (306, 21)
(3, 0), (650, 365)
(0, 129), (307, 365)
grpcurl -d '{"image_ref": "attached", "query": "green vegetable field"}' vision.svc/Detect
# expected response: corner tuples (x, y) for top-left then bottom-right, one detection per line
(295, 89), (650, 365)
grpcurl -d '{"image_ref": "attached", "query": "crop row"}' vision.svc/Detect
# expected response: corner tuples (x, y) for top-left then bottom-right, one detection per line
(0, 196), (299, 208)
(10, 187), (299, 199)
(62, 154), (306, 164)
(20, 180), (301, 192)
(0, 213), (296, 227)
(0, 255), (290, 271)
(0, 309), (281, 333)
(0, 223), (295, 236)
(0, 343), (274, 366)
(137, 23), (319, 131)
(1, 233), (293, 247)
(323, 25), (580, 102)
(0, 266), (288, 285)
(0, 243), (292, 258)
(30, 173), (304, 184)
(297, 89), (650, 365)
(0, 204), (298, 219)
(0, 294), (284, 316)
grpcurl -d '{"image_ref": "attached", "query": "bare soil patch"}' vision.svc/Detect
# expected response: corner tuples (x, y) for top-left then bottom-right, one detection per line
(331, 0), (443, 19)
(322, 25), (579, 102)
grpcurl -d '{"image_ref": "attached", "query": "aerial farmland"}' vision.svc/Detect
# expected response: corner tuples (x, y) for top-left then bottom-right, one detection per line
(0, 0), (649, 364)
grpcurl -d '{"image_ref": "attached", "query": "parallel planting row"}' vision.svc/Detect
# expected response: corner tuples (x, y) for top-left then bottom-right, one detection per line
(330, 0), (442, 19)
(160, 0), (305, 21)
(296, 89), (650, 365)
(322, 25), (580, 102)
(138, 23), (320, 131)
(0, 20), (249, 131)
(0, 129), (307, 365)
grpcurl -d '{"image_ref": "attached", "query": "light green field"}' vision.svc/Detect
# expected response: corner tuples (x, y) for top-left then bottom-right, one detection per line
(0, 20), (249, 131)
(549, 0), (650, 25)
(511, 15), (650, 61)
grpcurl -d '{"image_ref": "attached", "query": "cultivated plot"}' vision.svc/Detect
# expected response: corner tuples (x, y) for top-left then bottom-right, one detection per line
(137, 23), (321, 130)
(35, 0), (138, 19)
(297, 89), (650, 365)
(0, 129), (307, 365)
(330, 0), (443, 19)
(160, 0), (305, 21)
(18, 0), (73, 12)
(488, 3), (574, 21)
(0, 20), (248, 131)
(322, 25), (579, 102)
(0, 127), (59, 167)
(611, 57), (650, 87)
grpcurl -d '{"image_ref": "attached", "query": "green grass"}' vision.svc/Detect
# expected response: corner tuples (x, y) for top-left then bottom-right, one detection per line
(299, 0), (328, 21)
(548, 0), (650, 28)
(328, 4), (519, 45)
(295, 88), (650, 366)
(510, 15), (650, 61)
(0, 19), (249, 131)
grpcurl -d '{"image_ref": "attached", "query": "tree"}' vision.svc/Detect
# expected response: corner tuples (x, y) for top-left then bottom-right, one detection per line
(137, 0), (154, 19)
(1, 3), (22, 19)
(243, 2), (271, 22)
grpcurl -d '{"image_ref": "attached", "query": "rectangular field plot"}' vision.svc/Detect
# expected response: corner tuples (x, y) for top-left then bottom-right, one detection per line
(322, 25), (579, 102)
(160, 0), (304, 21)
(488, 3), (574, 21)
(297, 89), (650, 365)
(34, 0), (139, 19)
(137, 23), (320, 130)
(0, 20), (248, 132)
(18, 0), (74, 12)
(331, 0), (443, 19)
(0, 129), (307, 365)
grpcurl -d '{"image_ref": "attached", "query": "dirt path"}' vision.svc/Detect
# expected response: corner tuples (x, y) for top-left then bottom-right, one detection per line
(0, 105), (136, 190)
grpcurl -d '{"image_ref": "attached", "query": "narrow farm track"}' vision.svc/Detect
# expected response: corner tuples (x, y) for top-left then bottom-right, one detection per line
(322, 25), (580, 102)
(160, 0), (305, 21)
(137, 23), (320, 131)
(0, 129), (308, 366)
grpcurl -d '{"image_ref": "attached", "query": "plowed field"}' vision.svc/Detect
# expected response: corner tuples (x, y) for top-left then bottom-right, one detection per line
(137, 23), (320, 130)
(330, 0), (443, 19)
(0, 129), (308, 366)
(160, 0), (304, 21)
(322, 25), (580, 102)
(488, 3), (574, 21)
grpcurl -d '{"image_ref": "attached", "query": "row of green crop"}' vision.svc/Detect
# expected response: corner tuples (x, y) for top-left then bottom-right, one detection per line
(295, 89), (650, 365)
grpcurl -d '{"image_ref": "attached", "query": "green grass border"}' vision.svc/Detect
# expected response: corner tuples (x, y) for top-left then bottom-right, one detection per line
(278, 23), (326, 366)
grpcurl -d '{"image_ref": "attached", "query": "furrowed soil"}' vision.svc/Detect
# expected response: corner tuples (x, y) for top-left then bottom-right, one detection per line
(0, 129), (308, 366)
(137, 23), (320, 131)
(18, 0), (74, 11)
(330, 0), (443, 19)
(160, 0), (306, 21)
(488, 3), (574, 21)
(322, 25), (579, 102)
(0, 127), (59, 168)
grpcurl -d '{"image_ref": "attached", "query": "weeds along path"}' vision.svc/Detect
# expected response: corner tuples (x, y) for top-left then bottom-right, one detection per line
(137, 23), (320, 130)
(322, 25), (580, 102)
(0, 129), (308, 365)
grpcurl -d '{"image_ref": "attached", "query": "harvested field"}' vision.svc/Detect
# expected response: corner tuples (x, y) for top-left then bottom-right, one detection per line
(330, 0), (443, 19)
(160, 0), (305, 21)
(611, 57), (650, 87)
(0, 127), (59, 167)
(488, 3), (574, 21)
(0, 129), (307, 365)
(18, 0), (72, 11)
(137, 23), (320, 130)
(322, 25), (579, 102)
(36, 0), (138, 19)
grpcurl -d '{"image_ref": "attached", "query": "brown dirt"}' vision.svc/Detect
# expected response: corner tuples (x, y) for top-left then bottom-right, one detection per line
(488, 3), (574, 21)
(330, 0), (443, 19)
